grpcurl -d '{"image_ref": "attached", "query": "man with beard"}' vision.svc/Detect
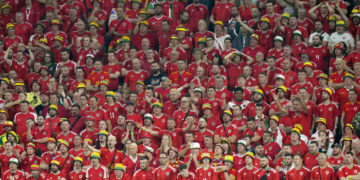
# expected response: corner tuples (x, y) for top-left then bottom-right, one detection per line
(244, 89), (270, 117)
(194, 117), (214, 148)
(262, 131), (281, 160)
(327, 143), (344, 169)
(243, 117), (263, 145)
(310, 153), (336, 179)
(278, 153), (294, 179)
(173, 11), (193, 34)
(214, 110), (238, 144)
(148, 3), (172, 37)
(86, 59), (110, 95)
(145, 62), (166, 87)
(86, 135), (124, 170)
(269, 86), (292, 133)
(44, 105), (61, 137)
(133, 156), (154, 180)
(238, 16), (274, 51)
(29, 116), (50, 153)
(47, 160), (67, 180)
(309, 21), (330, 46)
(68, 104), (85, 134)
(304, 141), (320, 170)
(307, 35), (330, 72)
(54, 140), (73, 173)
(55, 49), (76, 78)
(316, 87), (338, 133)
(286, 154), (310, 180)
(237, 152), (258, 179)
(337, 152), (360, 179)
(254, 155), (279, 179)
(153, 152), (177, 179)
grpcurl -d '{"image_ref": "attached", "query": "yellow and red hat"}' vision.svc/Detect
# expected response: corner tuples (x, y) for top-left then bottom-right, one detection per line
(317, 73), (329, 80)
(106, 91), (116, 99)
(51, 19), (61, 25)
(83, 138), (93, 145)
(202, 103), (212, 110)
(1, 4), (11, 9)
(215, 21), (224, 27)
(201, 153), (212, 161)
(303, 62), (313, 68)
(176, 25), (188, 31)
(276, 86), (287, 94)
(294, 124), (303, 132)
(89, 21), (99, 28)
(114, 163), (125, 171)
(343, 136), (352, 141)
(261, 17), (270, 24)
(39, 38), (48, 44)
(153, 102), (163, 108)
(135, 80), (145, 86)
(14, 80), (25, 86)
(99, 130), (109, 136)
(6, 23), (15, 30)
(30, 164), (41, 171)
(4, 121), (13, 127)
(99, 80), (109, 86)
(322, 88), (333, 96)
(120, 36), (131, 43)
(47, 137), (56, 144)
(77, 83), (86, 89)
(224, 155), (234, 164)
(49, 105), (58, 111)
(253, 89), (264, 97)
(53, 36), (64, 43)
(138, 9), (149, 15)
(139, 20), (149, 27)
(335, 43), (345, 50)
(26, 143), (36, 149)
(336, 20), (346, 26)
(343, 73), (354, 81)
(291, 128), (301, 135)
(281, 12), (290, 19)
(251, 33), (259, 40)
(328, 15), (337, 22)
(198, 37), (206, 44)
(73, 156), (84, 164)
(270, 116), (280, 123)
(317, 117), (327, 125)
(345, 123), (354, 131)
(58, 139), (69, 148)
(50, 160), (60, 166)
(244, 151), (255, 159)
(90, 152), (101, 160)
(223, 110), (232, 117)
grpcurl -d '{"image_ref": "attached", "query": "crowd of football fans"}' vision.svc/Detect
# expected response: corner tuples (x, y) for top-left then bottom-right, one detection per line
(0, 0), (360, 179)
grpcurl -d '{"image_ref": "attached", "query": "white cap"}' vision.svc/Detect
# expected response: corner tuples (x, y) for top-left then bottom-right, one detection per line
(86, 54), (95, 58)
(190, 142), (201, 149)
(237, 140), (247, 146)
(275, 74), (285, 80)
(143, 113), (153, 120)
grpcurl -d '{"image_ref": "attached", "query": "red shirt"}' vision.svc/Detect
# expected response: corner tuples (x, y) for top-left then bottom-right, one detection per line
(99, 148), (125, 168)
(69, 170), (86, 180)
(172, 109), (198, 128)
(261, 13), (281, 29)
(169, 71), (193, 87)
(307, 46), (330, 72)
(329, 71), (346, 84)
(0, 153), (18, 173)
(124, 70), (149, 90)
(152, 166), (177, 180)
(254, 168), (279, 180)
(2, 169), (26, 180)
(3, 36), (23, 49)
(21, 155), (40, 173)
(286, 167), (310, 180)
(163, 101), (180, 117)
(310, 165), (336, 180)
(54, 154), (74, 173)
(211, 2), (233, 24)
(86, 71), (110, 86)
(291, 141), (309, 157)
(337, 165), (360, 179)
(60, 2), (85, 18)
(263, 141), (281, 160)
(158, 128), (183, 149)
(122, 156), (140, 176)
(254, 29), (274, 51)
(109, 173), (131, 180)
(192, 31), (213, 48)
(40, 151), (60, 165)
(153, 113), (170, 130)
(56, 131), (77, 149)
(214, 124), (238, 140)
(185, 3), (209, 32)
(14, 112), (37, 136)
(80, 128), (100, 143)
(103, 102), (124, 128)
(316, 102), (340, 131)
(133, 168), (155, 180)
(243, 45), (265, 60)
(14, 22), (33, 44)
(195, 166), (217, 180)
(304, 153), (320, 170)
(86, 165), (110, 180)
(148, 15), (172, 36)
(88, 108), (109, 128)
(237, 166), (258, 180)
(342, 101), (360, 125)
